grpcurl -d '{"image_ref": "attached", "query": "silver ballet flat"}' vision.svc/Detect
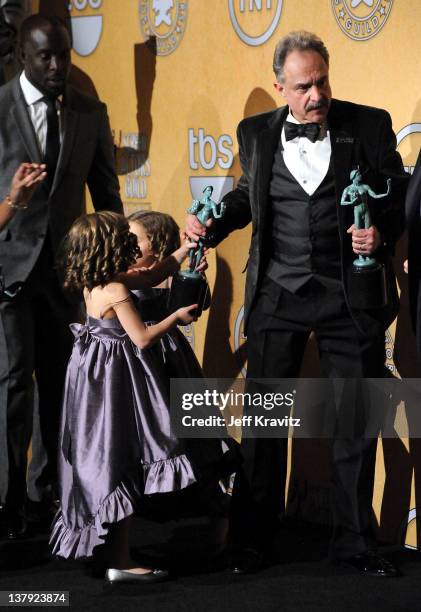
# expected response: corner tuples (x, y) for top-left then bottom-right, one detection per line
(105, 568), (169, 584)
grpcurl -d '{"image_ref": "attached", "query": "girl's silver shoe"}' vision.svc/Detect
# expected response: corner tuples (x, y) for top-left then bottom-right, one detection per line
(105, 568), (169, 583)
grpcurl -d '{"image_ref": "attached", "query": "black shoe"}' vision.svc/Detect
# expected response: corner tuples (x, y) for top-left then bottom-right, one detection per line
(231, 548), (264, 574)
(105, 568), (169, 584)
(342, 551), (399, 578)
(5, 514), (28, 540)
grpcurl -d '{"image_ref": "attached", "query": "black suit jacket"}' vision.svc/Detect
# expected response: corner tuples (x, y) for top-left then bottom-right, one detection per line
(406, 149), (421, 350)
(0, 76), (123, 287)
(212, 99), (408, 334)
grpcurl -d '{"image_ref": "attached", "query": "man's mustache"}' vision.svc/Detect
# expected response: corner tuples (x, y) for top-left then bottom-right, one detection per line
(305, 100), (328, 111)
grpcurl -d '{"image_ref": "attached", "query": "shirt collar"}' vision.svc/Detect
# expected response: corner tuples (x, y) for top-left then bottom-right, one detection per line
(19, 71), (63, 106)
(20, 71), (44, 105)
(286, 112), (300, 125)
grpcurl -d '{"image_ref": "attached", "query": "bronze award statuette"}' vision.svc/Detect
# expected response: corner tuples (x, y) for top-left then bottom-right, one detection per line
(341, 168), (391, 309)
(168, 185), (225, 317)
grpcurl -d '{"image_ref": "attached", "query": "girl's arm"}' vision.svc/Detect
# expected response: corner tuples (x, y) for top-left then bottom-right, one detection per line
(117, 240), (207, 288)
(103, 283), (197, 349)
(118, 252), (181, 289)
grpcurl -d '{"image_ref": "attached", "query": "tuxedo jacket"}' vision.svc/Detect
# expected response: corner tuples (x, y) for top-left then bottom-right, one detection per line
(406, 149), (421, 349)
(212, 99), (409, 334)
(0, 76), (122, 288)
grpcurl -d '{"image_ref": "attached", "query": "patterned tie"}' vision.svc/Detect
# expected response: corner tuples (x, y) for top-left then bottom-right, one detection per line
(44, 97), (60, 188)
(284, 121), (320, 143)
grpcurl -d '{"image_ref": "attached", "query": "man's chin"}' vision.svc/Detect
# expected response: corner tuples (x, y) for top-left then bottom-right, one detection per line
(44, 81), (66, 97)
(307, 114), (327, 125)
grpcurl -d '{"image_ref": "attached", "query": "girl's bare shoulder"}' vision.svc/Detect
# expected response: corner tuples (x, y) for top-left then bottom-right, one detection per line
(85, 282), (131, 311)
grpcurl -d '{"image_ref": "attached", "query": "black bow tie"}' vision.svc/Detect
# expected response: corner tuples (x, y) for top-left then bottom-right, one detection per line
(284, 121), (320, 143)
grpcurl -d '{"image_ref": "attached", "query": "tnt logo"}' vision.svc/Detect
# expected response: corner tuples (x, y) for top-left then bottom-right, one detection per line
(228, 0), (283, 46)
(188, 129), (233, 171)
(68, 0), (103, 56)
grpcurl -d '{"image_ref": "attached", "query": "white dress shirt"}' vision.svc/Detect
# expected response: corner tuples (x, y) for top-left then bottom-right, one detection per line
(281, 112), (331, 196)
(19, 71), (63, 156)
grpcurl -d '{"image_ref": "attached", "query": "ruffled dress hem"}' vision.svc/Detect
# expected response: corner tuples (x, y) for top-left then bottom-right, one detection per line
(50, 454), (196, 559)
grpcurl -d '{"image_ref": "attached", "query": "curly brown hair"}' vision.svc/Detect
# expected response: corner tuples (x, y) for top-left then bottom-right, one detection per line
(62, 211), (140, 291)
(127, 210), (181, 261)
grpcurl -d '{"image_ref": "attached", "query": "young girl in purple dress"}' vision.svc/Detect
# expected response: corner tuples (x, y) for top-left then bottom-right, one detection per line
(127, 211), (238, 526)
(50, 211), (199, 584)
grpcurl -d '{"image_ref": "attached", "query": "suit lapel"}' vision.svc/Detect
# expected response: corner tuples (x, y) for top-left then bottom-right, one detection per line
(10, 78), (43, 164)
(255, 106), (287, 227)
(328, 101), (355, 203)
(50, 100), (79, 195)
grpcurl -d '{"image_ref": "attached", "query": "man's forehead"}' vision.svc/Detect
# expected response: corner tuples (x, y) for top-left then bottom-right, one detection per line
(284, 57), (328, 81)
(285, 50), (327, 69)
(26, 25), (69, 49)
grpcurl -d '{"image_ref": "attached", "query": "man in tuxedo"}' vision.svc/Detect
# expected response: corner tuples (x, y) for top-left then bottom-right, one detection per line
(187, 31), (408, 576)
(0, 14), (122, 538)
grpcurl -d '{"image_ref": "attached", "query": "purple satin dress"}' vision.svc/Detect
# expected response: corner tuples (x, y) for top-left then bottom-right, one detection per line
(132, 288), (239, 491)
(50, 311), (196, 559)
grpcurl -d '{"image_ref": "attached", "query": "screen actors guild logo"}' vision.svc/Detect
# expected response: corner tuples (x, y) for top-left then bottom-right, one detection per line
(139, 0), (188, 56)
(332, 0), (393, 41)
(228, 0), (283, 47)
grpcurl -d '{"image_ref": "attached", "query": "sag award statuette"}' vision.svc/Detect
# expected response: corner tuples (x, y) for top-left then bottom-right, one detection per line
(167, 185), (225, 317)
(341, 169), (391, 309)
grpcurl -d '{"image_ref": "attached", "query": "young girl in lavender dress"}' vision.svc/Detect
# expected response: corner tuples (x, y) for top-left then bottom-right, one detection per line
(50, 211), (199, 584)
(128, 211), (239, 520)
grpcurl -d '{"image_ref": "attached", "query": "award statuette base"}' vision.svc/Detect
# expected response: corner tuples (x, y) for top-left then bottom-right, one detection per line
(347, 262), (387, 309)
(167, 270), (209, 318)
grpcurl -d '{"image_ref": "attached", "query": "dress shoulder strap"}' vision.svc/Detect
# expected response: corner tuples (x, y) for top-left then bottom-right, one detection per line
(100, 295), (132, 319)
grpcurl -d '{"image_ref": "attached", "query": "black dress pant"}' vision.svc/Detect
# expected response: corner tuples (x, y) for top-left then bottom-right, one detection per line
(230, 276), (385, 560)
(0, 238), (76, 511)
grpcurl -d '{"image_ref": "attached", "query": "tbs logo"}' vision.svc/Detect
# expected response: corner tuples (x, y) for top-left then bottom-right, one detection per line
(188, 128), (234, 171)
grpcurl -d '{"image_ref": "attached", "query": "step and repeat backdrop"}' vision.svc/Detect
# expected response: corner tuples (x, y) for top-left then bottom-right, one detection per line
(31, 0), (421, 547)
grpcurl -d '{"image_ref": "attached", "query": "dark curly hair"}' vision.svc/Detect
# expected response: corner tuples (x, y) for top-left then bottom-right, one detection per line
(62, 211), (140, 291)
(127, 210), (181, 261)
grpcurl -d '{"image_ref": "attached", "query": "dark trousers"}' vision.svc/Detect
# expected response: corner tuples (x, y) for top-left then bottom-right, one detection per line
(230, 276), (385, 560)
(0, 238), (76, 511)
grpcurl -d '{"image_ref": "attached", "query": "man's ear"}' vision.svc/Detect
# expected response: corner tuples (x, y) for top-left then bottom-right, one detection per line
(274, 81), (285, 98)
